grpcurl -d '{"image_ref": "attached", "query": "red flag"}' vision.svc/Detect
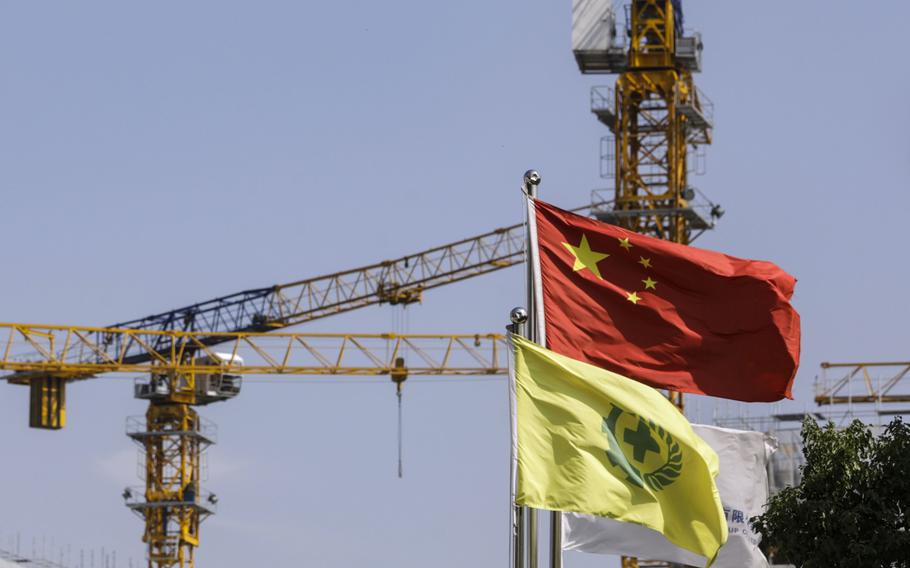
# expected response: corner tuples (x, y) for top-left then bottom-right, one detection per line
(531, 199), (800, 402)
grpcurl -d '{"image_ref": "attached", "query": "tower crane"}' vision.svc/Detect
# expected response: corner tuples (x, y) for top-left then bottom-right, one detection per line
(2, 207), (580, 568)
(6, 217), (531, 430)
(8, 202), (604, 432)
(0, 215), (527, 567)
(4, 203), (603, 567)
(2, 321), (507, 568)
(571, 1), (718, 567)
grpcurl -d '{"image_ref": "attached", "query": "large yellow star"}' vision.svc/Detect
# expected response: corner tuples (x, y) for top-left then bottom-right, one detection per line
(562, 234), (609, 279)
(642, 277), (657, 290)
(626, 291), (641, 304)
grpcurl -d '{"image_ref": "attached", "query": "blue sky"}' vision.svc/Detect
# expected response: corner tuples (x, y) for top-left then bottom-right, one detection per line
(2, 1), (909, 566)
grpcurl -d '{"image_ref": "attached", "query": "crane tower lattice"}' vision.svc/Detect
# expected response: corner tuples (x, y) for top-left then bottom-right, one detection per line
(572, 1), (718, 566)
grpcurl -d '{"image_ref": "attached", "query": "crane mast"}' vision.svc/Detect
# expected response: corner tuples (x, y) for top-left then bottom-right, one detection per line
(576, 0), (715, 243)
(573, 1), (717, 566)
(577, 0), (717, 414)
(609, 1), (712, 244)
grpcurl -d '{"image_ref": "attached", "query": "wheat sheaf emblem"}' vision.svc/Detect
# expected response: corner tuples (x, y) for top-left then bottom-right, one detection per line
(602, 404), (683, 491)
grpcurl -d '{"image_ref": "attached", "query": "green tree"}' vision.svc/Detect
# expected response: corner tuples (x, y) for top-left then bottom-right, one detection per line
(751, 417), (910, 567)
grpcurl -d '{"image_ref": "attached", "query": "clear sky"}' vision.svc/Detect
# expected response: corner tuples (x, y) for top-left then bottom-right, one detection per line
(2, 1), (909, 566)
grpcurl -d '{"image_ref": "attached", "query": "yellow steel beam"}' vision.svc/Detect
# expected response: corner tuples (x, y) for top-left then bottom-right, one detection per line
(0, 323), (507, 378)
(815, 361), (910, 406)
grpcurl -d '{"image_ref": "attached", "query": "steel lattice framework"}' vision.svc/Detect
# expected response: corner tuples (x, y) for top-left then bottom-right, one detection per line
(106, 224), (525, 353)
(575, 2), (714, 567)
(97, 204), (602, 367)
(1, 323), (507, 380)
(4, 206), (599, 568)
(589, 0), (713, 246)
(127, 404), (212, 568)
(2, 321), (508, 568)
(816, 361), (910, 405)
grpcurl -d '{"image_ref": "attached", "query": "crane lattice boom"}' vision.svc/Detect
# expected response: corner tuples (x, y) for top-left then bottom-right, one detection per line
(110, 224), (525, 341)
(1, 323), (507, 379)
(93, 204), (600, 369)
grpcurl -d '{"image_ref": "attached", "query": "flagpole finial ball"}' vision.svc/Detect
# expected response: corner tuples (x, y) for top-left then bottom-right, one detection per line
(510, 307), (529, 324)
(523, 170), (541, 186)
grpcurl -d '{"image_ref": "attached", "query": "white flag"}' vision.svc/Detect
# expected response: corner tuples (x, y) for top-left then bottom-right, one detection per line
(563, 424), (777, 568)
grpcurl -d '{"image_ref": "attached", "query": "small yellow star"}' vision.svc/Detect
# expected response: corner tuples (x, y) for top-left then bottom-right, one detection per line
(562, 234), (610, 280)
(626, 291), (641, 304)
(638, 257), (653, 269)
(642, 277), (657, 290)
(618, 237), (633, 251)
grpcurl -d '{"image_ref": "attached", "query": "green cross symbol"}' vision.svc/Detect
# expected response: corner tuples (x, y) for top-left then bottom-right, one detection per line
(623, 418), (660, 463)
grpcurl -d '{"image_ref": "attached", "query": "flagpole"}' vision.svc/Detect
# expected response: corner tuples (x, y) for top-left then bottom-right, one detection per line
(520, 170), (549, 568)
(520, 170), (564, 568)
(549, 513), (562, 568)
(515, 506), (525, 568)
(508, 307), (529, 568)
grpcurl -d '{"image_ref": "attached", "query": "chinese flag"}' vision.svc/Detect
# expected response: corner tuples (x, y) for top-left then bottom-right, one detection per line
(532, 199), (800, 402)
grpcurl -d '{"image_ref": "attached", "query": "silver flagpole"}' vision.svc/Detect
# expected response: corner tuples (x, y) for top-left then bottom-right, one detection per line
(550, 511), (563, 568)
(521, 170), (542, 568)
(508, 307), (528, 568)
(515, 506), (525, 568)
(520, 170), (564, 568)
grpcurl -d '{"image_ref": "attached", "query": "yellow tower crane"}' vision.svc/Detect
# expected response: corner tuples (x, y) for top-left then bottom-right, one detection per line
(8, 217), (532, 431)
(3, 205), (606, 568)
(572, 1), (717, 566)
(2, 322), (507, 568)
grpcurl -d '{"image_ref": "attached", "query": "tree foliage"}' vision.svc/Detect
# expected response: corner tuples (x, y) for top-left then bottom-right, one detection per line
(751, 416), (910, 567)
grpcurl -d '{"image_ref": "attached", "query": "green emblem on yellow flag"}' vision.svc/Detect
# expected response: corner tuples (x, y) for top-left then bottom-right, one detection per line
(510, 335), (727, 566)
(602, 404), (683, 491)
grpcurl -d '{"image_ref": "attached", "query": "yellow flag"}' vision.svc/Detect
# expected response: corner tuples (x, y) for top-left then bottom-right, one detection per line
(511, 335), (727, 565)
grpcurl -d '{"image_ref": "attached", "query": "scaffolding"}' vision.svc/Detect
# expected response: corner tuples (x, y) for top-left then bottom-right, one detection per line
(714, 403), (900, 497)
